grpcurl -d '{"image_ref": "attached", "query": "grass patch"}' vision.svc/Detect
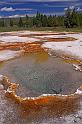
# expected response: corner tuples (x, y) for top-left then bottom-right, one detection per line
(1, 26), (82, 32)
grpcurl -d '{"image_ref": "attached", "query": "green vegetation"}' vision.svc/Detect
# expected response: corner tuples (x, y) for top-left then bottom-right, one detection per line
(0, 7), (82, 32)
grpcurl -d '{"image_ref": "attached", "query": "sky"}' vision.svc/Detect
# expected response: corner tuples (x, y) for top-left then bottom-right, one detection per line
(0, 0), (82, 18)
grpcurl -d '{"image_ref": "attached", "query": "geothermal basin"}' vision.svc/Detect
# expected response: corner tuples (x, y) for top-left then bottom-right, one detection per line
(0, 31), (82, 124)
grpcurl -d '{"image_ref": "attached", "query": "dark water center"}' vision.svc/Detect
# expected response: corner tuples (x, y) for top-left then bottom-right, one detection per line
(0, 51), (82, 96)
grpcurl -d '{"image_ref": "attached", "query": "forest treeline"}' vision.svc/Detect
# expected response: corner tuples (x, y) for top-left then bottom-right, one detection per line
(0, 7), (82, 28)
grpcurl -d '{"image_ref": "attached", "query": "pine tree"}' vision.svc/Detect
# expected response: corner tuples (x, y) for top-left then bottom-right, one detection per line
(10, 19), (13, 27)
(78, 13), (82, 26)
(52, 15), (58, 27)
(41, 15), (48, 27)
(47, 15), (53, 27)
(64, 7), (79, 28)
(25, 15), (29, 27)
(0, 19), (5, 27)
(64, 8), (71, 28)
(35, 12), (42, 27)
(18, 17), (23, 27)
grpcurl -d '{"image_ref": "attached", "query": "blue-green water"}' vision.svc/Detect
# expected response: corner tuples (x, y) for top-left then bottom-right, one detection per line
(0, 52), (82, 96)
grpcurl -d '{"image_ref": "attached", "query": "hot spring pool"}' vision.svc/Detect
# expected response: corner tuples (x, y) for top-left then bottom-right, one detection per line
(0, 51), (82, 97)
(1, 51), (82, 124)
